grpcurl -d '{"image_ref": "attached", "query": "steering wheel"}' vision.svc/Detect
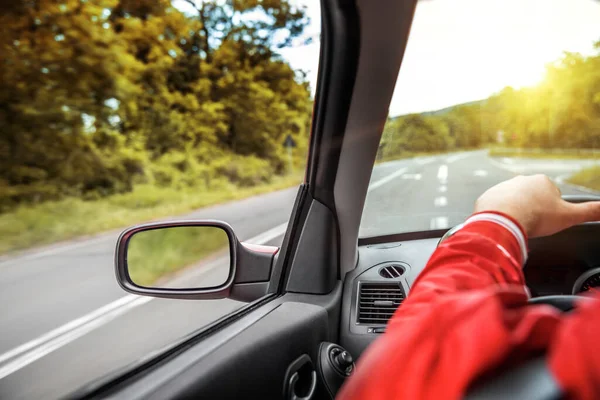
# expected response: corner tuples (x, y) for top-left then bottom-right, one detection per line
(465, 295), (594, 400)
(528, 294), (582, 312)
(462, 195), (600, 399)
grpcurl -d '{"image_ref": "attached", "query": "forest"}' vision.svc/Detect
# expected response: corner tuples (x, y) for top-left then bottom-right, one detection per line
(0, 0), (313, 210)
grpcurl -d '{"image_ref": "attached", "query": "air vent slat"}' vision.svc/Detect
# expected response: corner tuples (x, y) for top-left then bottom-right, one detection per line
(359, 305), (400, 308)
(378, 265), (405, 279)
(357, 283), (405, 325)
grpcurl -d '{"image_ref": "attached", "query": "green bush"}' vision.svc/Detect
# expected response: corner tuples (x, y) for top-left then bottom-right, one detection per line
(567, 166), (600, 191)
(215, 155), (275, 187)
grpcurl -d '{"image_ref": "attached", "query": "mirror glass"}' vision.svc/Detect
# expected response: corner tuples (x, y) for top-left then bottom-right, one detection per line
(126, 226), (231, 289)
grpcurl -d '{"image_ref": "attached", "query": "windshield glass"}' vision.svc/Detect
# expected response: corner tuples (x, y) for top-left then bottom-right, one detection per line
(360, 0), (600, 238)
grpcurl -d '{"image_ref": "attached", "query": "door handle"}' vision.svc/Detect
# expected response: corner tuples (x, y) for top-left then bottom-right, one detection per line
(288, 370), (317, 400)
(284, 354), (317, 400)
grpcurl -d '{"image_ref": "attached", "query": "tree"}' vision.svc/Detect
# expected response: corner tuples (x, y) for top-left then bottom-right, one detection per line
(178, 0), (310, 63)
(0, 0), (313, 208)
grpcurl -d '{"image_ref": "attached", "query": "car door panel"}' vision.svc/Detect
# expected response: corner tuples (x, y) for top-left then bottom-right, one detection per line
(82, 288), (341, 400)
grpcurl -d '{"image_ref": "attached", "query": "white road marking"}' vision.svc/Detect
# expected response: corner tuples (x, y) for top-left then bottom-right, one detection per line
(0, 296), (152, 380)
(437, 165), (448, 183)
(415, 156), (436, 165)
(474, 169), (488, 177)
(439, 185), (447, 193)
(0, 295), (139, 366)
(502, 158), (515, 164)
(368, 168), (407, 192)
(434, 196), (448, 207)
(446, 153), (469, 163)
(489, 157), (591, 174)
(0, 222), (289, 380)
(401, 173), (422, 180)
(430, 216), (449, 229)
(242, 222), (288, 246)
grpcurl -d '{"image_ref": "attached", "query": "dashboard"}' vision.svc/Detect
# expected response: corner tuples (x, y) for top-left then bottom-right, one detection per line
(340, 223), (600, 358)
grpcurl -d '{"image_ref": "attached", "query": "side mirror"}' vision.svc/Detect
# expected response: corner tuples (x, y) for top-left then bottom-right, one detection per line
(115, 220), (278, 300)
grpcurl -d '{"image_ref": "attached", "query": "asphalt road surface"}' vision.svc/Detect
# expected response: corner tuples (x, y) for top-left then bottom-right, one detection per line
(0, 150), (597, 399)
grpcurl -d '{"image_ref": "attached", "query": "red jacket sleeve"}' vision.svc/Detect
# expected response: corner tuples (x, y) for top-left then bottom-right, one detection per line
(337, 220), (598, 400)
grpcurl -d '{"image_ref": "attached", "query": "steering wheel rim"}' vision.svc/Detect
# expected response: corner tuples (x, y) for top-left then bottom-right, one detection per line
(527, 294), (588, 312)
(465, 297), (590, 400)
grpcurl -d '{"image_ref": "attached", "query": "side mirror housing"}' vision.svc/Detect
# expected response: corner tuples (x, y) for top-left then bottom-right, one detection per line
(114, 220), (278, 301)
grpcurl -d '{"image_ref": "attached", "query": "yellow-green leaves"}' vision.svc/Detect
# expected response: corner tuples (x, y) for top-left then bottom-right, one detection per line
(0, 0), (311, 210)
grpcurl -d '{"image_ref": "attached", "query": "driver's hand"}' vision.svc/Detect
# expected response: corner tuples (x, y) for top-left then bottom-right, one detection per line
(474, 174), (600, 238)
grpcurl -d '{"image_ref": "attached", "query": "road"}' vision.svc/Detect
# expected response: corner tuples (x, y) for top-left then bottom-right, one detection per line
(0, 150), (597, 399)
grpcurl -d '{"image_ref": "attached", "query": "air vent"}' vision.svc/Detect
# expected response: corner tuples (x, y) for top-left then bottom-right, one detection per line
(378, 264), (404, 279)
(358, 283), (405, 325)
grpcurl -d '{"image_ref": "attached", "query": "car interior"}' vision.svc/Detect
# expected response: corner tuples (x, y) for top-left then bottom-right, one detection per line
(69, 0), (600, 399)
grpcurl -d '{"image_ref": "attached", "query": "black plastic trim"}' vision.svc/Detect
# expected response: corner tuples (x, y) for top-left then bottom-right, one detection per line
(466, 356), (562, 400)
(286, 199), (338, 294)
(99, 302), (329, 400)
(229, 282), (270, 302)
(234, 242), (275, 283)
(269, 184), (311, 294)
(358, 228), (448, 246)
(306, 0), (360, 210)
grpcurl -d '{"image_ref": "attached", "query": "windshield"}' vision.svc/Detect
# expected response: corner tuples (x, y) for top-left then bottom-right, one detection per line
(360, 0), (600, 238)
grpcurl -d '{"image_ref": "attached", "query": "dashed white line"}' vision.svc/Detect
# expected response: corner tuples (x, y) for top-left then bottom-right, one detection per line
(437, 165), (448, 183)
(368, 168), (408, 192)
(430, 216), (449, 229)
(434, 196), (448, 207)
(438, 185), (447, 193)
(415, 157), (436, 165)
(446, 153), (469, 163)
(474, 169), (488, 177)
(502, 158), (515, 164)
(401, 173), (422, 180)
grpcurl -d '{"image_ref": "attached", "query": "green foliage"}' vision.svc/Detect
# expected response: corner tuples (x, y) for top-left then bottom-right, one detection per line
(568, 166), (600, 191)
(488, 147), (600, 159)
(380, 41), (600, 159)
(0, 172), (303, 254)
(0, 0), (311, 210)
(379, 106), (482, 160)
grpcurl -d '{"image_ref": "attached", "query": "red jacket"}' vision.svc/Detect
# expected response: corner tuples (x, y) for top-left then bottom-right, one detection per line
(338, 215), (600, 400)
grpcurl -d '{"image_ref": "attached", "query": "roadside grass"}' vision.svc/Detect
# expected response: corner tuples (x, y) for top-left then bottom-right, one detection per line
(0, 172), (303, 255)
(566, 166), (600, 192)
(488, 147), (600, 160)
(376, 151), (438, 164)
(375, 149), (478, 164)
(127, 226), (229, 287)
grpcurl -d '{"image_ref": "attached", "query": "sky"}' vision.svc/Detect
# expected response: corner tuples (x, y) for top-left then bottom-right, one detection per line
(280, 0), (600, 116)
(175, 0), (600, 116)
